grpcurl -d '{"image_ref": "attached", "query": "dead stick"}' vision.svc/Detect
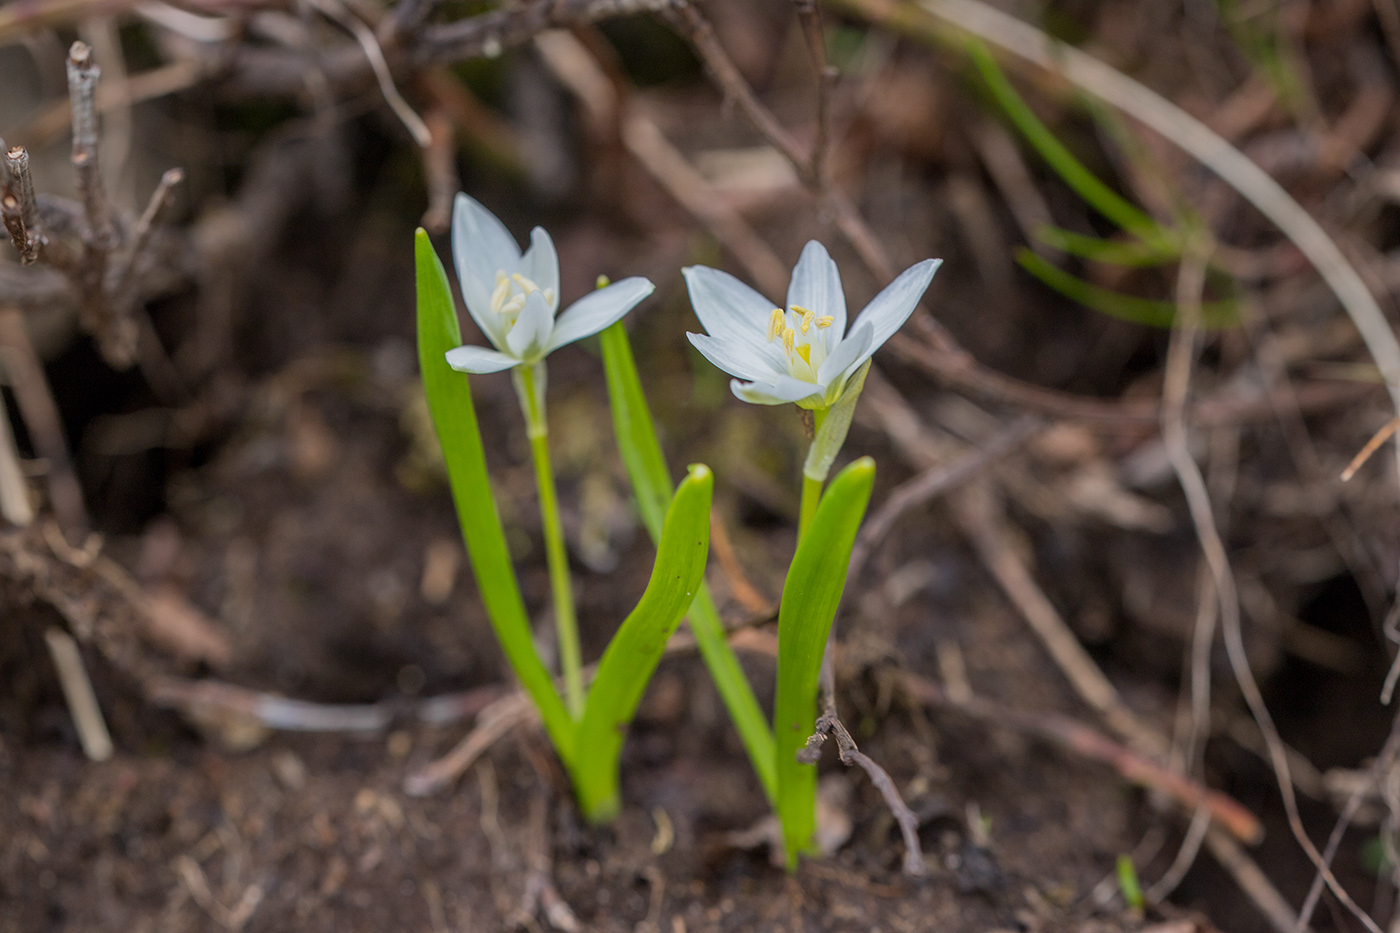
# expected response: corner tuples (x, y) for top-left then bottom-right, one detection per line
(800, 712), (926, 876)
(0, 308), (89, 536)
(2, 146), (40, 264)
(67, 41), (114, 251)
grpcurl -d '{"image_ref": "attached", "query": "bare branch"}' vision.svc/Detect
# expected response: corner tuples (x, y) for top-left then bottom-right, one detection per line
(2, 146), (41, 264)
(800, 711), (926, 876)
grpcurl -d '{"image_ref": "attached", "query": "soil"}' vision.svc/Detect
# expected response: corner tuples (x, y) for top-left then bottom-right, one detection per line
(3, 1), (1400, 931)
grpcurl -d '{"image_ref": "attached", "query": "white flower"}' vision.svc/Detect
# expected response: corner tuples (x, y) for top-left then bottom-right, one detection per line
(684, 241), (940, 408)
(445, 194), (655, 373)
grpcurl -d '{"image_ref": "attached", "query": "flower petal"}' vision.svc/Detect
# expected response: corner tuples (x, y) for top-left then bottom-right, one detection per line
(731, 376), (824, 406)
(683, 265), (776, 344)
(547, 277), (654, 352)
(519, 227), (561, 314)
(787, 240), (847, 335)
(847, 258), (941, 370)
(506, 289), (552, 360)
(445, 345), (521, 374)
(816, 320), (873, 387)
(458, 270), (507, 350)
(452, 193), (522, 294)
(687, 332), (789, 383)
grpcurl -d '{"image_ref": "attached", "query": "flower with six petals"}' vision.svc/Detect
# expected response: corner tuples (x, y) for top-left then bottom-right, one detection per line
(684, 241), (940, 409)
(445, 194), (655, 374)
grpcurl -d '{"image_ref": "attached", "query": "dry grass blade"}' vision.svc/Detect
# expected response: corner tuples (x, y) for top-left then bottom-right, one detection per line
(1341, 416), (1400, 482)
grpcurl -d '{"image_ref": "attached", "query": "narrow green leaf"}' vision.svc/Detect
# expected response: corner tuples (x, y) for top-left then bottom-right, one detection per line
(598, 322), (778, 805)
(1017, 249), (1240, 329)
(414, 230), (576, 764)
(1116, 854), (1145, 911)
(968, 39), (1173, 249)
(803, 360), (871, 483)
(774, 457), (876, 868)
(572, 465), (715, 822)
(598, 322), (673, 542)
(1033, 225), (1180, 268)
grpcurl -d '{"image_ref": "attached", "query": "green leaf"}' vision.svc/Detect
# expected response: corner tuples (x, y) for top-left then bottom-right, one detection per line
(572, 465), (715, 822)
(1116, 854), (1145, 911)
(1017, 249), (1240, 329)
(1033, 225), (1180, 268)
(414, 230), (576, 764)
(774, 457), (876, 868)
(967, 39), (1174, 250)
(598, 322), (778, 806)
(598, 322), (673, 542)
(803, 360), (871, 483)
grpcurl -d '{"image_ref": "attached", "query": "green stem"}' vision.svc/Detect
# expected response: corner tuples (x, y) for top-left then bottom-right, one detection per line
(516, 362), (586, 720)
(797, 408), (829, 540)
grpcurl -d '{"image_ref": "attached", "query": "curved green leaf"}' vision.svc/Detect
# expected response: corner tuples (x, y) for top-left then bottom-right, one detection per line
(968, 38), (1172, 248)
(414, 230), (576, 764)
(572, 464), (715, 822)
(774, 457), (876, 868)
(599, 322), (778, 805)
(1018, 249), (1240, 329)
(1032, 225), (1180, 268)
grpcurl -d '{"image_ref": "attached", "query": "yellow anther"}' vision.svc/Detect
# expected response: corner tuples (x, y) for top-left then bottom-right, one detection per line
(767, 308), (785, 342)
(491, 271), (511, 312)
(816, 316), (834, 328)
(790, 304), (812, 317)
(782, 327), (796, 355)
(511, 272), (538, 294)
(799, 309), (816, 334)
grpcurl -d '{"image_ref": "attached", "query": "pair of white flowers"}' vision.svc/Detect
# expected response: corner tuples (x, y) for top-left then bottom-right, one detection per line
(445, 194), (941, 410)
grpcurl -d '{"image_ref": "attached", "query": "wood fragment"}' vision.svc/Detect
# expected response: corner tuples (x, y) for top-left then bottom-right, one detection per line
(44, 626), (114, 761)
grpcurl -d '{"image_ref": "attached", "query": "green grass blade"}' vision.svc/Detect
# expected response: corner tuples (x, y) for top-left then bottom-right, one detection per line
(414, 230), (576, 764)
(572, 465), (715, 822)
(774, 457), (875, 869)
(598, 322), (673, 541)
(1033, 225), (1179, 268)
(599, 322), (778, 805)
(968, 39), (1171, 249)
(1017, 249), (1240, 329)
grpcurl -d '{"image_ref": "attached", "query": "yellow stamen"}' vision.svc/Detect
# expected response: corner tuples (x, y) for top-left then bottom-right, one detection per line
(767, 308), (785, 342)
(799, 309), (816, 334)
(491, 272), (511, 313)
(790, 304), (812, 317)
(511, 273), (537, 294)
(782, 327), (795, 355)
(816, 316), (834, 328)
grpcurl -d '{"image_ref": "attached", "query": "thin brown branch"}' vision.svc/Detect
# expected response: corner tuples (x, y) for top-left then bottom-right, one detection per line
(112, 167), (184, 304)
(67, 41), (114, 252)
(2, 146), (41, 264)
(799, 711), (926, 876)
(793, 0), (836, 186)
